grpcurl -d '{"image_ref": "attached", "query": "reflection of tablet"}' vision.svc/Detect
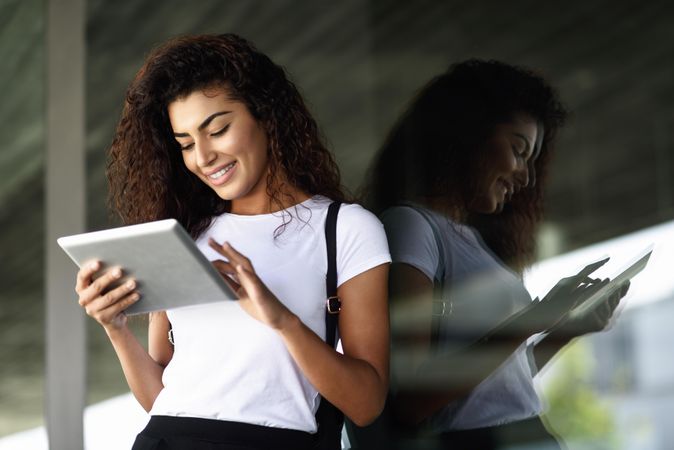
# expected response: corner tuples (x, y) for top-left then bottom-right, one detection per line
(57, 219), (237, 315)
(569, 244), (653, 318)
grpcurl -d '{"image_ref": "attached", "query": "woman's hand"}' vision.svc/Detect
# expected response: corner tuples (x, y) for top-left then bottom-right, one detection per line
(75, 260), (140, 332)
(549, 280), (630, 338)
(532, 280), (630, 370)
(521, 274), (608, 334)
(208, 239), (295, 330)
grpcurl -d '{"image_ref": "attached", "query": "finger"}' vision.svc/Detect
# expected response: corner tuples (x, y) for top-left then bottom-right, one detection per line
(209, 238), (239, 263)
(91, 291), (141, 323)
(576, 257), (609, 278)
(218, 241), (255, 272)
(579, 279), (610, 306)
(208, 238), (229, 258)
(235, 264), (261, 295)
(608, 285), (624, 309)
(620, 280), (631, 297)
(212, 259), (237, 275)
(86, 267), (123, 298)
(80, 266), (124, 306)
(579, 276), (601, 286)
(210, 259), (243, 295)
(76, 260), (101, 293)
(587, 278), (608, 293)
(85, 278), (137, 311)
(608, 292), (621, 312)
(223, 273), (242, 294)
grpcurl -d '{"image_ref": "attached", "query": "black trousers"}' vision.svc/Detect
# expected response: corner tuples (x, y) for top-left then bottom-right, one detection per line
(351, 415), (563, 450)
(435, 416), (564, 450)
(131, 415), (315, 450)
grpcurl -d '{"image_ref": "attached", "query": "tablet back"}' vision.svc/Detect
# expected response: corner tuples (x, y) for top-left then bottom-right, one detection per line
(57, 219), (237, 315)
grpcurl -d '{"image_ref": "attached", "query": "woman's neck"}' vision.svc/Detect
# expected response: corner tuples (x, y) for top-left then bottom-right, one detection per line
(415, 196), (467, 222)
(229, 182), (310, 216)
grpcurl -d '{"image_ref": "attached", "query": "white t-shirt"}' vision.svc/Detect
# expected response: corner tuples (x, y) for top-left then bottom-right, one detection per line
(381, 205), (541, 431)
(150, 196), (391, 433)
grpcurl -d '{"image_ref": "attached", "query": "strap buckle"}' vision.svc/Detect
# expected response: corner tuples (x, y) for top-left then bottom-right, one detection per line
(432, 299), (452, 317)
(326, 296), (341, 314)
(168, 328), (175, 345)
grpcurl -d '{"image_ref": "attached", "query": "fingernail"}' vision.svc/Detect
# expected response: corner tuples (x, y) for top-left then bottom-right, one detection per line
(90, 261), (99, 270)
(132, 293), (140, 301)
(126, 280), (136, 289)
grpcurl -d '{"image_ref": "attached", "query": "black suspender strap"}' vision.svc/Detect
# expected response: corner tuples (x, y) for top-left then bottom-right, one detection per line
(313, 201), (344, 450)
(324, 201), (342, 348)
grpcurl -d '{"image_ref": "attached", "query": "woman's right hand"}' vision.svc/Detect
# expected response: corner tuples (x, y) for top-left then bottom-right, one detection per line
(521, 274), (608, 334)
(75, 260), (140, 332)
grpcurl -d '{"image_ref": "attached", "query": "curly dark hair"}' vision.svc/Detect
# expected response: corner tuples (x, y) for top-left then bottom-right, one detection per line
(108, 33), (347, 239)
(363, 59), (567, 273)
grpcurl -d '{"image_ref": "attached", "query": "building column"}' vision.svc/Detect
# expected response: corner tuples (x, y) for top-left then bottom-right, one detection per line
(45, 0), (86, 449)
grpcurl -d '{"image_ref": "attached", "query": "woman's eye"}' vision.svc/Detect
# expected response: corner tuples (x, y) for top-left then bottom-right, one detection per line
(210, 124), (230, 137)
(180, 142), (194, 151)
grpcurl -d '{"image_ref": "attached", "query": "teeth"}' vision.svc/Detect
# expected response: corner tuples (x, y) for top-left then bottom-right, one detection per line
(209, 162), (235, 179)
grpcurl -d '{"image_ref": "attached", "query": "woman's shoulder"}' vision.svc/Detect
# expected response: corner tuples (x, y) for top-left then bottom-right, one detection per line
(308, 196), (383, 227)
(380, 204), (462, 235)
(335, 203), (387, 242)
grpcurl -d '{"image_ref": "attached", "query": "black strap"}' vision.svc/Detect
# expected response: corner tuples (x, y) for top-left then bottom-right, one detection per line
(313, 201), (343, 450)
(324, 201), (341, 347)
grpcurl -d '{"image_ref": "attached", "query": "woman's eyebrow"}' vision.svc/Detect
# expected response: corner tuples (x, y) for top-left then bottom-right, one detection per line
(174, 111), (231, 137)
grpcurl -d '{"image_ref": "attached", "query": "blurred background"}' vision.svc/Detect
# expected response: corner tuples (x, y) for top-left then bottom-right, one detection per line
(1, 0), (673, 448)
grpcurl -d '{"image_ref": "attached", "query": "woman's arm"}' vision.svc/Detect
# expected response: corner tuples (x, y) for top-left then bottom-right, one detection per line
(210, 240), (389, 426)
(76, 261), (169, 412)
(388, 263), (535, 425)
(391, 264), (618, 425)
(106, 316), (168, 411)
(281, 264), (390, 426)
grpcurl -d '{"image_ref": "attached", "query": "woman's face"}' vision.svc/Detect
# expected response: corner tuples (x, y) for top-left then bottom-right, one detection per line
(168, 87), (270, 211)
(469, 113), (539, 214)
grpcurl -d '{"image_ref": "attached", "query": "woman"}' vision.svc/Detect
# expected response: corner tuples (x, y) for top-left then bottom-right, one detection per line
(75, 33), (390, 450)
(359, 59), (628, 449)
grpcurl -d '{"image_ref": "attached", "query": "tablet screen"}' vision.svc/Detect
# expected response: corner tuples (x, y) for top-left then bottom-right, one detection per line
(568, 245), (653, 318)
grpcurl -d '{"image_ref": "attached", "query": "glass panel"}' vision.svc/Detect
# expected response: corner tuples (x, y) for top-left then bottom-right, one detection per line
(1, 1), (658, 449)
(0, 0), (46, 437)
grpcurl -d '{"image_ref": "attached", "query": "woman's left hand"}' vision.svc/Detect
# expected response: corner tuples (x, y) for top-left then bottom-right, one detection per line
(208, 238), (295, 330)
(550, 280), (630, 338)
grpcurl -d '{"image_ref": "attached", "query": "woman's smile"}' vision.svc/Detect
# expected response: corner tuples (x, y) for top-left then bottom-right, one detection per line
(206, 161), (237, 185)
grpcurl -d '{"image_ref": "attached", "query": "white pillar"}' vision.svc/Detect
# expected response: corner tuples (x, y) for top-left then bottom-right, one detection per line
(45, 0), (86, 449)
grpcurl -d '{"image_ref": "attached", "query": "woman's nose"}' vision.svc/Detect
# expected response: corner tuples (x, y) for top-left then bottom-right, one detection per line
(194, 140), (217, 168)
(514, 163), (530, 190)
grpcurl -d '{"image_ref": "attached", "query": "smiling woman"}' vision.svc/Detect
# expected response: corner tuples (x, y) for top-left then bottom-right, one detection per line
(168, 88), (276, 214)
(74, 33), (391, 450)
(353, 60), (629, 450)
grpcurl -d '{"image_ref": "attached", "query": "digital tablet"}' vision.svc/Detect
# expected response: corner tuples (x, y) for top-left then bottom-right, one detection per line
(568, 244), (653, 318)
(57, 219), (238, 315)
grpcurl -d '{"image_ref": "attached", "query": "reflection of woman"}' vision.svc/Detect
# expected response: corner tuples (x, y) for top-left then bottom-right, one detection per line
(74, 34), (390, 450)
(361, 59), (626, 449)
